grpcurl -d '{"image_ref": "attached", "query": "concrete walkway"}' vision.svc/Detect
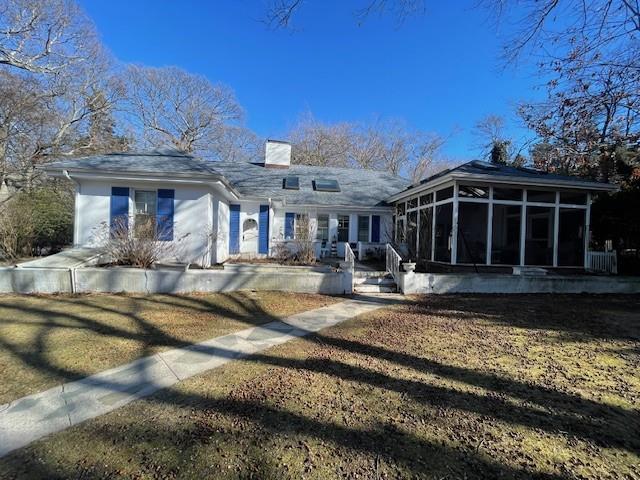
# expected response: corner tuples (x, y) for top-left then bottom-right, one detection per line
(0, 294), (403, 457)
(16, 247), (101, 269)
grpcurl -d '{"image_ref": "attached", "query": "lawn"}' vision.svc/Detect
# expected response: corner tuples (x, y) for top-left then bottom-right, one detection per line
(1, 294), (640, 479)
(0, 292), (339, 404)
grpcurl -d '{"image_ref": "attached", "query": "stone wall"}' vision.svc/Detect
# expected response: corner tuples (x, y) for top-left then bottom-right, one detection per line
(399, 272), (640, 295)
(0, 266), (353, 295)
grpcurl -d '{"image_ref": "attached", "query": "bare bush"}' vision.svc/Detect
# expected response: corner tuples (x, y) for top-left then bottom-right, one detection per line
(93, 216), (182, 268)
(292, 213), (316, 264)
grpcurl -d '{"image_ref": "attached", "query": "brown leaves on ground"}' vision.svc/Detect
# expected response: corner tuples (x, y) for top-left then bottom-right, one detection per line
(1, 294), (639, 479)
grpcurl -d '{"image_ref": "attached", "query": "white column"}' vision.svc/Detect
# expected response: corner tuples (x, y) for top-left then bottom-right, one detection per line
(553, 191), (560, 267)
(486, 187), (493, 265)
(451, 183), (459, 264)
(519, 190), (527, 266)
(328, 213), (338, 242)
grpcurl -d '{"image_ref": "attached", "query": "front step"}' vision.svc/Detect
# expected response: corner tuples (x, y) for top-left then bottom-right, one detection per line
(353, 276), (395, 286)
(353, 284), (397, 293)
(352, 270), (397, 293)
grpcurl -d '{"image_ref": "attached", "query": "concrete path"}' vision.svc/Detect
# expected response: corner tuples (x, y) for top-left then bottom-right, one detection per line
(16, 247), (101, 269)
(0, 294), (403, 457)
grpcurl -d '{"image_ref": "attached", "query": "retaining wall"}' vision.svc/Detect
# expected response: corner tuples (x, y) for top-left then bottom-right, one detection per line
(399, 272), (640, 294)
(0, 266), (353, 295)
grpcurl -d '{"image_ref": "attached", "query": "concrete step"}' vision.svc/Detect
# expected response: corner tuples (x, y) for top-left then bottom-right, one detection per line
(353, 270), (390, 278)
(353, 277), (396, 286)
(353, 284), (397, 293)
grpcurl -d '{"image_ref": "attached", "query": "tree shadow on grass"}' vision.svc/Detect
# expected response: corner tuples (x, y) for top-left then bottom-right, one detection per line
(0, 293), (638, 478)
(412, 294), (640, 343)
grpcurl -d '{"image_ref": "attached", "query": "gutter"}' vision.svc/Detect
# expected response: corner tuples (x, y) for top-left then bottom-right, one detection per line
(386, 172), (618, 203)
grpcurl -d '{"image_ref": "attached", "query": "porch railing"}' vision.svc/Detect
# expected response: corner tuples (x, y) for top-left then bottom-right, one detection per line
(344, 241), (356, 273)
(386, 243), (402, 283)
(587, 250), (618, 274)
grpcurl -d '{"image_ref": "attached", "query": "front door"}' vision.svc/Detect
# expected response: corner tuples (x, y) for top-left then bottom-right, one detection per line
(241, 218), (259, 253)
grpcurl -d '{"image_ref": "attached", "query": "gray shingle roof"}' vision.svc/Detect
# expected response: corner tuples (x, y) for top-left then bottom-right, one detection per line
(41, 149), (410, 207)
(399, 160), (615, 194)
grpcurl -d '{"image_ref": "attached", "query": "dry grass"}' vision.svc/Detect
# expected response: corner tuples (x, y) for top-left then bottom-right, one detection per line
(1, 294), (639, 479)
(0, 292), (340, 404)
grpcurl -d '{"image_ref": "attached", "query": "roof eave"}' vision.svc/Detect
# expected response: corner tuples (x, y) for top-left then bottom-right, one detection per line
(41, 166), (242, 198)
(386, 171), (617, 202)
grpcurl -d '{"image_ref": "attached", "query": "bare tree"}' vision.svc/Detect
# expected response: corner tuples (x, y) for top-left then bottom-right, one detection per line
(288, 112), (354, 167)
(0, 0), (98, 74)
(483, 1), (640, 178)
(287, 112), (447, 179)
(264, 0), (426, 29)
(122, 65), (244, 158)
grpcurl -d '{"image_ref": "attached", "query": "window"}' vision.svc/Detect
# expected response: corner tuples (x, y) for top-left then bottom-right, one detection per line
(436, 186), (454, 201)
(313, 179), (340, 192)
(316, 214), (329, 241)
(407, 197), (418, 209)
(396, 202), (406, 216)
(283, 176), (299, 190)
(407, 211), (418, 256)
(295, 213), (309, 239)
(420, 193), (433, 206)
(493, 188), (522, 201)
(396, 218), (405, 243)
(527, 190), (556, 203)
(458, 184), (489, 199)
(337, 215), (349, 242)
(134, 190), (156, 237)
(457, 203), (488, 264)
(418, 207), (433, 261)
(525, 206), (555, 265)
(558, 209), (585, 266)
(560, 191), (587, 205)
(434, 203), (453, 262)
(491, 205), (521, 265)
(357, 215), (370, 242)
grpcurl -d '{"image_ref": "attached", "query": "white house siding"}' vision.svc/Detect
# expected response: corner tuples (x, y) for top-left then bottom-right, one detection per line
(74, 180), (214, 265)
(213, 199), (229, 265)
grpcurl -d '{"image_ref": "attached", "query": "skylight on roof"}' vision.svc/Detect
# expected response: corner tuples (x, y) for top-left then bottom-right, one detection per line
(471, 160), (500, 171)
(283, 176), (300, 190)
(313, 179), (340, 192)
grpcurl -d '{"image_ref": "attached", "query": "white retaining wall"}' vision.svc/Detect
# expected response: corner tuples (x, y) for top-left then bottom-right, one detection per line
(399, 272), (640, 294)
(0, 267), (353, 295)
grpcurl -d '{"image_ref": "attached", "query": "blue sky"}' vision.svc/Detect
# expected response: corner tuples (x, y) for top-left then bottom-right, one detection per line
(80, 0), (545, 161)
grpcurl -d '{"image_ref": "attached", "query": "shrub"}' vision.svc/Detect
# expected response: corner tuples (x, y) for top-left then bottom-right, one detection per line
(93, 216), (182, 268)
(0, 184), (73, 260)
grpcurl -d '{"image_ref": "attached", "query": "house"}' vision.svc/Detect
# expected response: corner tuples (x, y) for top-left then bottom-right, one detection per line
(41, 141), (408, 266)
(41, 141), (616, 271)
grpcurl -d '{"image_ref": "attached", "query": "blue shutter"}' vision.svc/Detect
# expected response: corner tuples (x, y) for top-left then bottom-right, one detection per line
(284, 212), (295, 240)
(371, 215), (381, 243)
(110, 187), (129, 235)
(259, 205), (269, 254)
(229, 204), (240, 254)
(157, 189), (174, 241)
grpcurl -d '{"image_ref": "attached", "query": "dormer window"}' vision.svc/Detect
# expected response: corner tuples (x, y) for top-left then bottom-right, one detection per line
(283, 176), (299, 190)
(313, 179), (340, 192)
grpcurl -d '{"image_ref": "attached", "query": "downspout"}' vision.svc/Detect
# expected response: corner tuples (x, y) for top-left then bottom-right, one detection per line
(63, 170), (79, 294)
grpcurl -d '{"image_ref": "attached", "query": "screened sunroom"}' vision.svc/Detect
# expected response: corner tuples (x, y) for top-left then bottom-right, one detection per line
(387, 161), (617, 270)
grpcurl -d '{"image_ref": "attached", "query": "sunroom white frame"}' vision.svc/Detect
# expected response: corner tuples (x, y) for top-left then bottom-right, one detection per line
(393, 180), (596, 268)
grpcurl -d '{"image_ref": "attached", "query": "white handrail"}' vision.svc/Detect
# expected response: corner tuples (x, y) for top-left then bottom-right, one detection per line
(344, 242), (355, 273)
(386, 243), (402, 282)
(587, 250), (617, 274)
